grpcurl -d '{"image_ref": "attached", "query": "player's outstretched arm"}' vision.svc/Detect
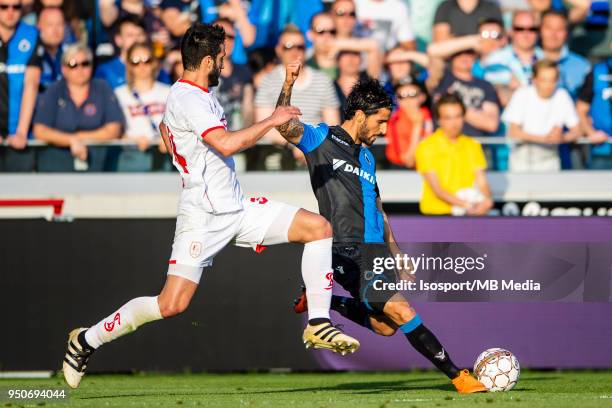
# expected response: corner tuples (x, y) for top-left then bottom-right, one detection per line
(275, 61), (306, 146)
(160, 107), (300, 158)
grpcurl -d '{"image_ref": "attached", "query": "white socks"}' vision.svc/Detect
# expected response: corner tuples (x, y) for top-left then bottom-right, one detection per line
(301, 238), (333, 320)
(84, 296), (162, 349)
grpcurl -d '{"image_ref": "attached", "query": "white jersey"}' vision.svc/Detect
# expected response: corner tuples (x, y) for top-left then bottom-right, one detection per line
(163, 79), (244, 214)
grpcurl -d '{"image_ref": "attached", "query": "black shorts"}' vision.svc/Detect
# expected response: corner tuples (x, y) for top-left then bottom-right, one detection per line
(332, 243), (399, 314)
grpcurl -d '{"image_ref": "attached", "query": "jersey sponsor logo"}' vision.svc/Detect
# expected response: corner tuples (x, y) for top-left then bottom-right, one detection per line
(0, 63), (26, 74)
(189, 241), (202, 258)
(324, 272), (334, 290)
(331, 134), (350, 147)
(332, 159), (346, 170)
(18, 39), (31, 53)
(103, 313), (121, 332)
(332, 158), (376, 185)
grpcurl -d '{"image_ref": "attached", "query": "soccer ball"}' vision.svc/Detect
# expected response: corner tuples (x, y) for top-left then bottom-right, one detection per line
(473, 348), (520, 392)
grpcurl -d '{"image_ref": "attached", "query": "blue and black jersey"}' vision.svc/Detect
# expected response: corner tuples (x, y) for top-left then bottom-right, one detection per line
(0, 22), (41, 136)
(578, 58), (612, 157)
(295, 123), (385, 244)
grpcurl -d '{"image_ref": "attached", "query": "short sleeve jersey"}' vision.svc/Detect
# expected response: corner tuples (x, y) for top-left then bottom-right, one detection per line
(163, 79), (243, 214)
(295, 123), (385, 244)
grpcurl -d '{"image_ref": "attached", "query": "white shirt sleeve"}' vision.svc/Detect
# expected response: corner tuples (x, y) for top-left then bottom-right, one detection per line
(502, 87), (527, 125)
(182, 93), (226, 138)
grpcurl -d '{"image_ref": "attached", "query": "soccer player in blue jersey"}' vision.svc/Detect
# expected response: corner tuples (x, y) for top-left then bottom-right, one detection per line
(277, 61), (486, 394)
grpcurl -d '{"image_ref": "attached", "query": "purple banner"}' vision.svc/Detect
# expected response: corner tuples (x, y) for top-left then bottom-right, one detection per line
(314, 217), (612, 369)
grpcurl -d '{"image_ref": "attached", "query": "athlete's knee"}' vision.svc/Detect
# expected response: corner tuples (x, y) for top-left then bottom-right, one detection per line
(157, 295), (190, 318)
(385, 302), (417, 326)
(307, 216), (332, 241)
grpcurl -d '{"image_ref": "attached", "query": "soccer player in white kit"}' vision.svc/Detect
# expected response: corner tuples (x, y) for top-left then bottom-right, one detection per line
(62, 23), (359, 389)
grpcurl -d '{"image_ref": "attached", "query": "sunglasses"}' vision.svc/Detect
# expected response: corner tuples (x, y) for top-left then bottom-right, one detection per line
(314, 27), (337, 36)
(397, 90), (420, 99)
(65, 60), (92, 69)
(282, 42), (306, 51)
(513, 26), (539, 33)
(130, 56), (153, 66)
(481, 30), (502, 40)
(0, 3), (21, 10)
(334, 9), (356, 18)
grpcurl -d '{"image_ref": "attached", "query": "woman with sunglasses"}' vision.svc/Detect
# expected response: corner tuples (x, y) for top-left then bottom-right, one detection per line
(385, 77), (433, 169)
(115, 42), (170, 172)
(33, 44), (124, 172)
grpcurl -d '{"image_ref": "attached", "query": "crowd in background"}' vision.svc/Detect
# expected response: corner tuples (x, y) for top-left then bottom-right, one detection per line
(0, 0), (611, 175)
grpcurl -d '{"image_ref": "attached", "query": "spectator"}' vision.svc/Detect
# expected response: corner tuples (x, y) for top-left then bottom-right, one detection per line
(0, 0), (41, 172)
(416, 93), (493, 215)
(484, 10), (539, 91)
(254, 24), (340, 168)
(330, 0), (358, 39)
(427, 18), (508, 100)
(503, 59), (582, 172)
(385, 77), (433, 168)
(334, 51), (369, 121)
(576, 50), (612, 169)
(433, 0), (502, 43)
(306, 11), (381, 81)
(115, 42), (170, 171)
(528, 0), (592, 24)
(540, 9), (591, 169)
(433, 49), (501, 137)
(31, 0), (84, 44)
(99, 0), (169, 52)
(570, 0), (611, 59)
(161, 0), (255, 64)
(355, 0), (416, 50)
(382, 46), (430, 97)
(539, 9), (590, 99)
(247, 47), (276, 90)
(94, 15), (148, 89)
(213, 18), (254, 131)
(33, 44), (124, 172)
(37, 6), (70, 91)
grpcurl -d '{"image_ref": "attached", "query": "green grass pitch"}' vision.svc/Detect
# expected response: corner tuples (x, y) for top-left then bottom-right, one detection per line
(2, 371), (612, 407)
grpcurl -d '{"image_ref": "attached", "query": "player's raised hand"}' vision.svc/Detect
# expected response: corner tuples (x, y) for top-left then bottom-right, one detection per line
(269, 105), (302, 127)
(284, 60), (301, 85)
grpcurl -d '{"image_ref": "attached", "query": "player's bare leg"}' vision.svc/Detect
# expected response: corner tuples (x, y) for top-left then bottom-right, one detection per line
(383, 295), (485, 393)
(63, 276), (197, 388)
(287, 209), (360, 355)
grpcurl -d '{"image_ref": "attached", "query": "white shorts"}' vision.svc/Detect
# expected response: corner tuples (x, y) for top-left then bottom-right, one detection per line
(167, 197), (300, 284)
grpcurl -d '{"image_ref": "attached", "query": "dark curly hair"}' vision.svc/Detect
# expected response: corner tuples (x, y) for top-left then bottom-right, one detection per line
(344, 77), (393, 120)
(181, 23), (226, 71)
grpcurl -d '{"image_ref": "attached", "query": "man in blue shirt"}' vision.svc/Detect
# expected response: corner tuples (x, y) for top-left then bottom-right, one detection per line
(0, 0), (41, 172)
(540, 9), (590, 99)
(577, 55), (612, 169)
(37, 7), (71, 91)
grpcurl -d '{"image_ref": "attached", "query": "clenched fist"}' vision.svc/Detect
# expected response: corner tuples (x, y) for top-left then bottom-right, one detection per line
(284, 60), (301, 85)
